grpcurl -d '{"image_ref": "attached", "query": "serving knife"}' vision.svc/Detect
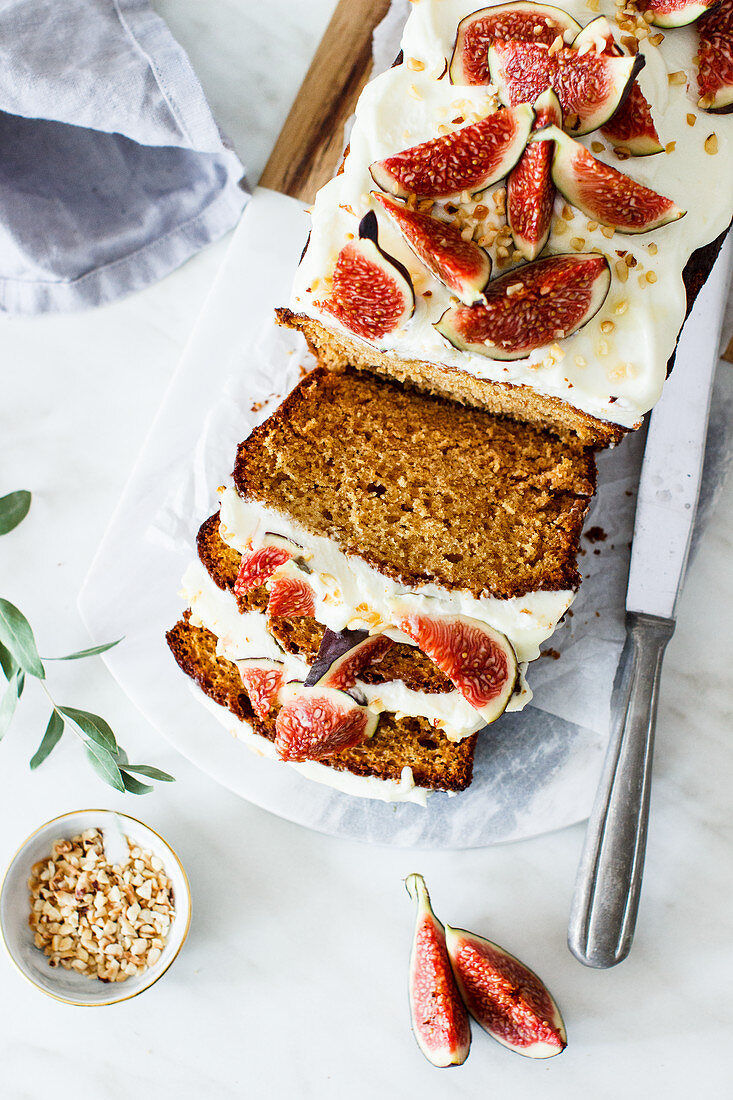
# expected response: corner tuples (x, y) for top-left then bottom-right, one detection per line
(568, 236), (733, 969)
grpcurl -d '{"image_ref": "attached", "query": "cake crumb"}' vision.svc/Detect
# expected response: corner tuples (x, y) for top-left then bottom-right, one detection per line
(584, 526), (607, 544)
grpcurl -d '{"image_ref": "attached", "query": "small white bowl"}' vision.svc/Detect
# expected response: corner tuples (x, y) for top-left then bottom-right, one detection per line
(0, 809), (191, 1006)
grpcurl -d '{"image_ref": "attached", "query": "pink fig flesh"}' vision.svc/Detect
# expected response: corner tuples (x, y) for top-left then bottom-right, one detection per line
(446, 925), (567, 1059)
(406, 874), (471, 1068)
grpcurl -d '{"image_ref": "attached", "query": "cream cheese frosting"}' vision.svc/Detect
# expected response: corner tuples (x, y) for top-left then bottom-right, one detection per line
(291, 0), (733, 430)
(181, 558), (503, 739)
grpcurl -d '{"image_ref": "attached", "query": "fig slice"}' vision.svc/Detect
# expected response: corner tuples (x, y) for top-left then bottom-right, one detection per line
(274, 682), (378, 762)
(435, 252), (611, 361)
(236, 657), (286, 721)
(369, 105), (535, 201)
(600, 81), (664, 155)
(507, 87), (563, 260)
(548, 126), (686, 232)
(449, 2), (581, 85)
(639, 0), (719, 27)
(234, 534), (296, 596)
(697, 0), (733, 113)
(569, 18), (664, 155)
(373, 192), (491, 305)
(388, 602), (518, 723)
(445, 925), (567, 1059)
(315, 211), (415, 341)
(405, 874), (471, 1069)
(489, 39), (643, 135)
(304, 627), (394, 691)
(267, 561), (317, 619)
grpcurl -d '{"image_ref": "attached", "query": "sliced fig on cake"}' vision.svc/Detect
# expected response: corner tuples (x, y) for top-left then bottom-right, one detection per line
(436, 252), (610, 360)
(274, 682), (378, 762)
(549, 126), (686, 232)
(508, 88), (562, 260)
(445, 925), (567, 1059)
(369, 105), (535, 201)
(697, 1), (733, 112)
(388, 601), (517, 723)
(236, 657), (286, 721)
(571, 14), (617, 55)
(639, 0), (719, 28)
(234, 534), (297, 596)
(601, 82), (663, 155)
(304, 627), (394, 692)
(569, 19), (664, 154)
(405, 874), (471, 1068)
(489, 39), (643, 134)
(267, 562), (317, 618)
(373, 192), (491, 305)
(315, 211), (415, 341)
(449, 2), (581, 85)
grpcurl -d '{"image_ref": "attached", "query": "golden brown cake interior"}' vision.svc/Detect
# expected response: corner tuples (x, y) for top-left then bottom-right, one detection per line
(233, 366), (596, 600)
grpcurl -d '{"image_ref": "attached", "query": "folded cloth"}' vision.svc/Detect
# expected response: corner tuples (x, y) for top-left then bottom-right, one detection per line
(0, 0), (248, 312)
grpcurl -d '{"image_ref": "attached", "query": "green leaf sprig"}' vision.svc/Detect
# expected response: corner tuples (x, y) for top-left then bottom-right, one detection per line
(0, 491), (174, 794)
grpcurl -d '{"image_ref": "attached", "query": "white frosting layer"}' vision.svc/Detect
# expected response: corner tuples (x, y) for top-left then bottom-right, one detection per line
(292, 0), (733, 430)
(181, 559), (522, 740)
(194, 688), (429, 807)
(218, 486), (573, 666)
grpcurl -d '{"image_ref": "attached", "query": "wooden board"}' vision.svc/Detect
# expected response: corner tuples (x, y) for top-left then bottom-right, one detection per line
(259, 0), (392, 203)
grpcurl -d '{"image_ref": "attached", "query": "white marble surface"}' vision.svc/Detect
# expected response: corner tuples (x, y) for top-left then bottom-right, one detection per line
(1, 2), (732, 1096)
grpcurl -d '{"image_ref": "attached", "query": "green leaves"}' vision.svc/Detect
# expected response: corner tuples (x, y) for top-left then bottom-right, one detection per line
(0, 487), (174, 793)
(0, 668), (24, 740)
(85, 742), (125, 792)
(43, 638), (122, 661)
(0, 490), (31, 536)
(121, 764), (174, 782)
(59, 707), (117, 754)
(0, 600), (45, 679)
(30, 711), (64, 769)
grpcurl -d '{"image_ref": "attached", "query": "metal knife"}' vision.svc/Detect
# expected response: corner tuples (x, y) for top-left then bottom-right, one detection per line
(568, 235), (733, 969)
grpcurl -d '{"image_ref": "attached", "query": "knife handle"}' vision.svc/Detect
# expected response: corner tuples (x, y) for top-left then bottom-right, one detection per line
(567, 611), (675, 968)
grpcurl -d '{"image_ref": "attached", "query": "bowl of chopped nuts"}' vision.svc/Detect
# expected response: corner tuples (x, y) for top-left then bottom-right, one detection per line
(0, 809), (191, 1005)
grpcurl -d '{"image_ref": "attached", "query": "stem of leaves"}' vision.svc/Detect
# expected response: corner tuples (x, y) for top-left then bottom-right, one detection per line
(1, 490), (174, 792)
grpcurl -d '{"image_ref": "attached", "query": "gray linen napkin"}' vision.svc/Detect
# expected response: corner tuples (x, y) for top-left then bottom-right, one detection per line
(0, 0), (248, 312)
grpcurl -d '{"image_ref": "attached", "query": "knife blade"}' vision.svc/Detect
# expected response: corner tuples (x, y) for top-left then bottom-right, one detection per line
(569, 235), (733, 969)
(627, 235), (733, 620)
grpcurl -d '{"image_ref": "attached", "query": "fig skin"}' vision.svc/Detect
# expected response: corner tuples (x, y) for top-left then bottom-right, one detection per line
(405, 874), (471, 1069)
(304, 627), (394, 691)
(641, 0), (719, 28)
(445, 925), (567, 1059)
